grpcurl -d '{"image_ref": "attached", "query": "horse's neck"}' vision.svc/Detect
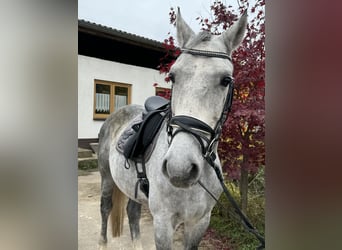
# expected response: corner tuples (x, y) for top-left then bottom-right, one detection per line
(157, 122), (169, 151)
(148, 121), (169, 164)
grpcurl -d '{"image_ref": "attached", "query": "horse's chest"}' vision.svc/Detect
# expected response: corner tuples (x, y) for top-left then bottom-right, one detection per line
(164, 190), (212, 218)
(168, 200), (209, 227)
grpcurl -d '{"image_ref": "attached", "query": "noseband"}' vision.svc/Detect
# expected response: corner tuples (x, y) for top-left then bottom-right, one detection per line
(167, 47), (234, 165)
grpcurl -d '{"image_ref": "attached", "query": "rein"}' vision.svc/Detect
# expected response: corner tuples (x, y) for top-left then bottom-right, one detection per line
(167, 48), (265, 250)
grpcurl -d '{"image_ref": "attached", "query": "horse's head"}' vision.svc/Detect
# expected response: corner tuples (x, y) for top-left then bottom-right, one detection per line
(162, 8), (247, 188)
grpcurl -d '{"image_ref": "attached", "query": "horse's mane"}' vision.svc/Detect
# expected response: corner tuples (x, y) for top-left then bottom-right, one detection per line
(186, 31), (212, 48)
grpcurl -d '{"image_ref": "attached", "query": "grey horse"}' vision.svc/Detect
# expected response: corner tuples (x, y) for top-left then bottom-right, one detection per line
(98, 8), (247, 250)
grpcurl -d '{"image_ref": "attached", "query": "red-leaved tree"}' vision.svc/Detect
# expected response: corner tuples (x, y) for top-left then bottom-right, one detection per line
(156, 0), (265, 211)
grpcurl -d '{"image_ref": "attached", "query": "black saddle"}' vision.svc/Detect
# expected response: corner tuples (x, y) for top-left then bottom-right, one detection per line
(120, 96), (169, 198)
(123, 96), (169, 161)
(144, 95), (169, 112)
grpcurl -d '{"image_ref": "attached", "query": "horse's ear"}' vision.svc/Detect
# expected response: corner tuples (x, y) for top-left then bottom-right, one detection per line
(176, 7), (195, 48)
(222, 11), (248, 53)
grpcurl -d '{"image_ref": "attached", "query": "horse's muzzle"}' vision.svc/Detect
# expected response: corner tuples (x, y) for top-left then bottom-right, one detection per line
(162, 160), (200, 188)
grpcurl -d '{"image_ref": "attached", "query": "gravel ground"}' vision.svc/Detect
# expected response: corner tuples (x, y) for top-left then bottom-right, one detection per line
(78, 170), (217, 250)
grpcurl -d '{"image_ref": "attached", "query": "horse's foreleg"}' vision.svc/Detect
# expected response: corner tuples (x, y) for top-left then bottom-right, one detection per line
(126, 199), (142, 245)
(184, 213), (211, 250)
(153, 215), (174, 250)
(99, 175), (115, 245)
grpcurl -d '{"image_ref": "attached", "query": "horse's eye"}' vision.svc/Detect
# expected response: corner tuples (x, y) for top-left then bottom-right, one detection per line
(168, 73), (175, 83)
(221, 76), (234, 87)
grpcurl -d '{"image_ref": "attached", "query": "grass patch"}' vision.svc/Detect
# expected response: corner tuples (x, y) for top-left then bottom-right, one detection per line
(78, 158), (98, 171)
(209, 167), (265, 250)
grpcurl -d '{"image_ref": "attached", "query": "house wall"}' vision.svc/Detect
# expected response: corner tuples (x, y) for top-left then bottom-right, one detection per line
(78, 55), (169, 139)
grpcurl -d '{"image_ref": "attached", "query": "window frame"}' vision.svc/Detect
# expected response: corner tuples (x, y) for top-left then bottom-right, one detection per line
(93, 79), (131, 120)
(155, 87), (171, 99)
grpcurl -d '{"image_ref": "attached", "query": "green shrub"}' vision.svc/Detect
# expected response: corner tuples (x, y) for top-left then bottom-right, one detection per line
(210, 166), (265, 250)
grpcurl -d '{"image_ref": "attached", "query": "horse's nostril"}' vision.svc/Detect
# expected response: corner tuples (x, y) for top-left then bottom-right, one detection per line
(189, 163), (199, 178)
(162, 160), (169, 178)
(162, 158), (201, 188)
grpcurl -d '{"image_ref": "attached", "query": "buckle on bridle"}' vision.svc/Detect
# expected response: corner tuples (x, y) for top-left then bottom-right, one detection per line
(204, 150), (216, 164)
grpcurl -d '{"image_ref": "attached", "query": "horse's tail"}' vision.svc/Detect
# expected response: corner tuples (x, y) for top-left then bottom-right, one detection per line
(110, 182), (126, 237)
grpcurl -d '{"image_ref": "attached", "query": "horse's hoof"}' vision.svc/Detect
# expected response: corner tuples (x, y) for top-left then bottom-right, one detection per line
(98, 236), (107, 245)
(132, 240), (143, 250)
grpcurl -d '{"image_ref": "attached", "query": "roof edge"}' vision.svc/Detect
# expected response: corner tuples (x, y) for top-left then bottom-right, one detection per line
(78, 19), (165, 51)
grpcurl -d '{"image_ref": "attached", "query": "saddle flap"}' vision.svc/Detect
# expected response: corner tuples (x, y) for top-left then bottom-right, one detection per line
(122, 108), (168, 160)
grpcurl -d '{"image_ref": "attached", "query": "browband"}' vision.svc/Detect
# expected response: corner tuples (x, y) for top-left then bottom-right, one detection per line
(181, 48), (232, 61)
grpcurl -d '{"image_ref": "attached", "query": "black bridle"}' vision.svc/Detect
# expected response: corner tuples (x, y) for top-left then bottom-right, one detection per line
(181, 47), (233, 61)
(168, 81), (234, 165)
(167, 47), (234, 167)
(167, 47), (265, 250)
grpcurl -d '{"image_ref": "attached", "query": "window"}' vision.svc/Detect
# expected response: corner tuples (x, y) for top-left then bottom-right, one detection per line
(94, 79), (131, 120)
(155, 87), (171, 100)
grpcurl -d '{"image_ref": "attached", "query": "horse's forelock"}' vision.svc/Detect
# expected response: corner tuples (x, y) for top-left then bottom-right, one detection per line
(185, 31), (212, 48)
